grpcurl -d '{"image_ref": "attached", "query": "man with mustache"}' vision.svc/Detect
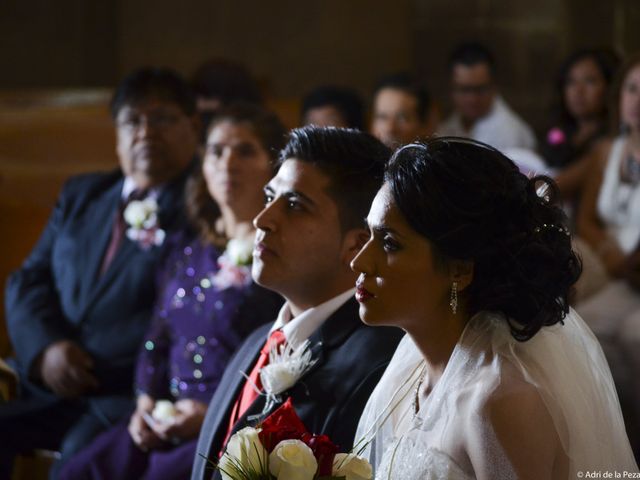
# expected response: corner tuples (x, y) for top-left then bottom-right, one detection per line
(1, 67), (198, 478)
(192, 126), (404, 480)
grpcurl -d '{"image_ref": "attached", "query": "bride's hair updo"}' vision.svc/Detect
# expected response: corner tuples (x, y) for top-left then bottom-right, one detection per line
(386, 137), (581, 341)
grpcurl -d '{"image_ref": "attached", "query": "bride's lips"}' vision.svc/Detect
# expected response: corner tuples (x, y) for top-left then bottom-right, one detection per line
(355, 284), (375, 303)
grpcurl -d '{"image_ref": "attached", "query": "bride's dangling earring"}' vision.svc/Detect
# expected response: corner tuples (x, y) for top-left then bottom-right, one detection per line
(449, 281), (458, 315)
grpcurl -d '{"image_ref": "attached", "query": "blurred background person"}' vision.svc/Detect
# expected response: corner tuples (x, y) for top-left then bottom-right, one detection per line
(542, 48), (620, 206)
(576, 54), (640, 459)
(0, 67), (199, 478)
(300, 85), (365, 129)
(58, 103), (286, 480)
(190, 58), (263, 144)
(439, 41), (536, 151)
(370, 72), (433, 149)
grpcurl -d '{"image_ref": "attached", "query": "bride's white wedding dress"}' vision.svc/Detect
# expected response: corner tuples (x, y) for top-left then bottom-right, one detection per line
(355, 309), (638, 479)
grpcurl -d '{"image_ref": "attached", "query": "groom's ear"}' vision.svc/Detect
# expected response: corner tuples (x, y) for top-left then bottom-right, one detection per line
(340, 228), (369, 267)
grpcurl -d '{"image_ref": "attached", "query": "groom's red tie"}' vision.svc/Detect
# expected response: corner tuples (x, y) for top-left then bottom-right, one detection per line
(224, 329), (286, 445)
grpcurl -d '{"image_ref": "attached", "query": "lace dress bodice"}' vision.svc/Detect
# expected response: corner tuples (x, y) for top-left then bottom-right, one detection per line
(375, 427), (473, 480)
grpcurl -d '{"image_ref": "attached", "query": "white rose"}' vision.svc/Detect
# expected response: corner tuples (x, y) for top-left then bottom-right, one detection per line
(260, 362), (299, 396)
(123, 198), (158, 229)
(219, 427), (267, 479)
(140, 198), (159, 228)
(332, 453), (373, 480)
(151, 400), (177, 423)
(123, 200), (148, 228)
(141, 197), (158, 212)
(225, 237), (254, 266)
(268, 439), (317, 480)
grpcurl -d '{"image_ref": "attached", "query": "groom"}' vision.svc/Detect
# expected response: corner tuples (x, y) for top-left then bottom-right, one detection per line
(192, 126), (403, 479)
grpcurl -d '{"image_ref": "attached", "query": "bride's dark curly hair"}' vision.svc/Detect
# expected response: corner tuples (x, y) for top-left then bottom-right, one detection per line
(386, 137), (582, 341)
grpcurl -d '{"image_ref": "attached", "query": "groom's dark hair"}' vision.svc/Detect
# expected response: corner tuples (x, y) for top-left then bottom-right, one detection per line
(279, 126), (390, 231)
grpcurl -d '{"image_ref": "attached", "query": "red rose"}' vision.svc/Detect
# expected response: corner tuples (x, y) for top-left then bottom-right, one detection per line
(301, 433), (339, 476)
(258, 397), (308, 452)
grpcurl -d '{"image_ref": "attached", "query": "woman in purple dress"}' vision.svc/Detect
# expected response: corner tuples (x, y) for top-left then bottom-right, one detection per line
(59, 104), (286, 480)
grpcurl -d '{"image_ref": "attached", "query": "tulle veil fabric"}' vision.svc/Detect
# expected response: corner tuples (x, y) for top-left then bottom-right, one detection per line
(355, 309), (638, 479)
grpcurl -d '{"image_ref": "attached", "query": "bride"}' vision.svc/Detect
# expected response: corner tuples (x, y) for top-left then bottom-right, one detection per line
(352, 137), (638, 479)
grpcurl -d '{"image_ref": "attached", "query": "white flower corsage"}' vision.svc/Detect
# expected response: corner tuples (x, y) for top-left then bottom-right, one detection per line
(245, 339), (316, 421)
(211, 237), (254, 290)
(225, 237), (254, 266)
(123, 198), (165, 249)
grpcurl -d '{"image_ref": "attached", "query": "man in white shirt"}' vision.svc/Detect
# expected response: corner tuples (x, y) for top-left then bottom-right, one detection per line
(192, 126), (404, 480)
(439, 42), (537, 152)
(371, 73), (434, 149)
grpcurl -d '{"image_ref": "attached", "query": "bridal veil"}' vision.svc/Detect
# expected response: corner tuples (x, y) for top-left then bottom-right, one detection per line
(355, 309), (638, 479)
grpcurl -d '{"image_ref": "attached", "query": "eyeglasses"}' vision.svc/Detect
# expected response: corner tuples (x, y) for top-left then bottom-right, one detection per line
(117, 112), (182, 130)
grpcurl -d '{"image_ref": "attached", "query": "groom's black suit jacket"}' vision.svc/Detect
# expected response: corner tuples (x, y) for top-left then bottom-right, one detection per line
(191, 298), (403, 480)
(3, 167), (188, 422)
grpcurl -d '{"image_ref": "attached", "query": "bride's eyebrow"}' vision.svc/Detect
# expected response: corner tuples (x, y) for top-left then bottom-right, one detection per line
(364, 218), (404, 238)
(373, 226), (402, 237)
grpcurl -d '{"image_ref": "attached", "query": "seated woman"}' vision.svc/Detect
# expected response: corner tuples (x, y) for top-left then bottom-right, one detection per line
(541, 48), (619, 208)
(576, 54), (640, 457)
(353, 137), (637, 479)
(300, 85), (365, 129)
(59, 103), (286, 480)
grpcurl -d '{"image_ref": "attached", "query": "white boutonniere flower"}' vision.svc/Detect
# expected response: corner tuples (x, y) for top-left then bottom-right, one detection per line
(123, 198), (165, 249)
(225, 237), (254, 266)
(211, 236), (254, 290)
(260, 340), (316, 396)
(243, 339), (316, 420)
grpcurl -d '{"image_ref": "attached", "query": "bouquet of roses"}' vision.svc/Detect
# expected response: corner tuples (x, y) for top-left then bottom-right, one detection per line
(216, 398), (372, 480)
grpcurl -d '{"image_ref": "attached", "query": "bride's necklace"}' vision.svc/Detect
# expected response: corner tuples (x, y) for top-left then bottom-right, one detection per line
(412, 363), (428, 417)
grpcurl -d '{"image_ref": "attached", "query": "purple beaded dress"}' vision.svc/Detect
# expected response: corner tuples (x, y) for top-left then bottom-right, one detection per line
(59, 230), (283, 480)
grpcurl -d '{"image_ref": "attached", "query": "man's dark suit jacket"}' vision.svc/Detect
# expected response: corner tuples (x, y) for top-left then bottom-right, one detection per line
(191, 298), (404, 480)
(3, 167), (188, 424)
